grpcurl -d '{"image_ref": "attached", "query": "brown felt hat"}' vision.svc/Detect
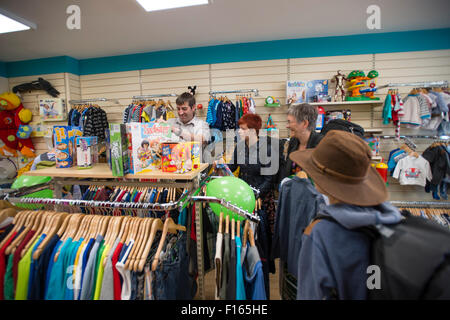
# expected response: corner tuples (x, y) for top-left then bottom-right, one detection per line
(289, 130), (388, 206)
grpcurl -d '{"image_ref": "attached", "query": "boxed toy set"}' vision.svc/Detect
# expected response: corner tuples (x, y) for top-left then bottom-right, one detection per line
(53, 126), (82, 168)
(76, 136), (98, 169)
(286, 81), (307, 104)
(306, 80), (329, 102)
(127, 122), (179, 174)
(108, 123), (130, 176)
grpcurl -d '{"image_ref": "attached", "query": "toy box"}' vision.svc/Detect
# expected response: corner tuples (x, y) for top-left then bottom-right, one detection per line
(76, 136), (98, 169)
(53, 126), (72, 168)
(127, 122), (179, 174)
(286, 81), (307, 104)
(39, 98), (67, 121)
(306, 80), (329, 103)
(189, 142), (201, 169)
(69, 126), (82, 166)
(109, 123), (130, 176)
(161, 142), (193, 173)
(364, 137), (380, 157)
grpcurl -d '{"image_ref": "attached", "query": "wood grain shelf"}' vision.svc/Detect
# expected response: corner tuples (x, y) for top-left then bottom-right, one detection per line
(24, 163), (210, 180)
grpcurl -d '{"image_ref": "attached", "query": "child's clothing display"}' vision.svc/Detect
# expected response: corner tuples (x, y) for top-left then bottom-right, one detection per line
(392, 155), (433, 187)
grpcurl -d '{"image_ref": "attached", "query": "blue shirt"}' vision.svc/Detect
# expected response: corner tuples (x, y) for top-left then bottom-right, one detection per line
(235, 236), (246, 300)
(27, 234), (46, 298)
(46, 237), (73, 300)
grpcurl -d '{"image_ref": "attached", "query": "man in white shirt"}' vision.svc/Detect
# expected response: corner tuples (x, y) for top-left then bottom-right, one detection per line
(166, 92), (211, 145)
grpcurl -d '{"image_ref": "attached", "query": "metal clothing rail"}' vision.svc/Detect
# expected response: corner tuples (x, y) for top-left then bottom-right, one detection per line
(209, 89), (259, 97)
(69, 98), (120, 104)
(192, 196), (260, 223)
(391, 201), (450, 208)
(132, 94), (177, 100)
(377, 135), (450, 140)
(378, 81), (449, 90)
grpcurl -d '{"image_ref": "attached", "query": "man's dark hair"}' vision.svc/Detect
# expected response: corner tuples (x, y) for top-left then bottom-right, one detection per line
(141, 140), (149, 147)
(176, 92), (196, 108)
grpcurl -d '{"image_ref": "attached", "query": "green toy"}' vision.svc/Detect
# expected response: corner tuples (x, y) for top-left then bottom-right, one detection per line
(345, 70), (380, 101)
(206, 176), (255, 221)
(264, 96), (281, 107)
(11, 175), (53, 209)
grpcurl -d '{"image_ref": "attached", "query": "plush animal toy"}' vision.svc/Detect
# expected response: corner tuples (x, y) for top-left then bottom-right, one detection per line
(0, 92), (36, 158)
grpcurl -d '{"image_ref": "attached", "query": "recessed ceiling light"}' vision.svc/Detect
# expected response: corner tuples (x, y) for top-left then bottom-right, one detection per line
(0, 9), (36, 34)
(136, 0), (209, 12)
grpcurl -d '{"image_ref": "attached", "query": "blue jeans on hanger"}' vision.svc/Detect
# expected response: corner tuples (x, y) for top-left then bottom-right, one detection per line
(440, 181), (448, 200)
(151, 233), (196, 300)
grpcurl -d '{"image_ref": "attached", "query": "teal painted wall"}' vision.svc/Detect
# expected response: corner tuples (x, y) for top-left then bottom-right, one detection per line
(4, 28), (450, 78)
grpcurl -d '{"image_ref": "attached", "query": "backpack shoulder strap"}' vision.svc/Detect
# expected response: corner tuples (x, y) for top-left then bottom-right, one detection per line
(304, 214), (336, 236)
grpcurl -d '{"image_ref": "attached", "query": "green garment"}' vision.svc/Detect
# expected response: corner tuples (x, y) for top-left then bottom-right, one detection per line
(15, 238), (39, 300)
(93, 244), (110, 300)
(4, 255), (14, 300)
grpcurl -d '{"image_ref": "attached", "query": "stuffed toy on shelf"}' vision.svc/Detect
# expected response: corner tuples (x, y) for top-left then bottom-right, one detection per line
(0, 92), (36, 158)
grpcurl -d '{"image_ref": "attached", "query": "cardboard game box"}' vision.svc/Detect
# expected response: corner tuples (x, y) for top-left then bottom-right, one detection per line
(76, 136), (98, 169)
(306, 80), (329, 102)
(127, 122), (179, 174)
(286, 81), (307, 104)
(161, 142), (193, 173)
(53, 126), (72, 168)
(109, 123), (130, 176)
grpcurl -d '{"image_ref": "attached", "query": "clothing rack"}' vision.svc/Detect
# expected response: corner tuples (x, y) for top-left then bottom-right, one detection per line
(132, 94), (177, 100)
(209, 89), (259, 97)
(391, 201), (450, 208)
(378, 81), (449, 90)
(69, 98), (120, 104)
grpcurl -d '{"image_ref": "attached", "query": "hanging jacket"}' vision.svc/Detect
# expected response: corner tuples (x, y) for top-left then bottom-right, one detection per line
(206, 99), (215, 125)
(422, 145), (449, 186)
(227, 136), (278, 198)
(272, 176), (325, 276)
(297, 202), (402, 300)
(382, 94), (392, 125)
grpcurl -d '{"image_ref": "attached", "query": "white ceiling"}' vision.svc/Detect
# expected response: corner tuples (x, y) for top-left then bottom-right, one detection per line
(0, 0), (449, 62)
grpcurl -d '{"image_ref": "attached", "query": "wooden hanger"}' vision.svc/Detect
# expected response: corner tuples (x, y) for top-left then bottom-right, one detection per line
(0, 207), (17, 224)
(218, 211), (224, 234)
(128, 217), (151, 271)
(248, 225), (255, 247)
(231, 218), (235, 240)
(225, 214), (230, 234)
(0, 210), (28, 249)
(151, 217), (186, 271)
(5, 211), (40, 255)
(33, 212), (68, 260)
(242, 219), (250, 248)
(236, 220), (241, 239)
(136, 218), (163, 272)
(125, 217), (147, 270)
(19, 211), (55, 258)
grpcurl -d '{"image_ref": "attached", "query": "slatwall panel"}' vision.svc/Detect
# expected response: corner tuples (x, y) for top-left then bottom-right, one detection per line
(0, 76), (8, 93)
(80, 70), (141, 123)
(373, 49), (450, 201)
(140, 65), (211, 122)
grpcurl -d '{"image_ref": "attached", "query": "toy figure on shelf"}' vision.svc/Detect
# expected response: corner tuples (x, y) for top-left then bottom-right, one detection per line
(345, 70), (380, 101)
(0, 92), (35, 158)
(359, 70), (380, 100)
(331, 70), (348, 102)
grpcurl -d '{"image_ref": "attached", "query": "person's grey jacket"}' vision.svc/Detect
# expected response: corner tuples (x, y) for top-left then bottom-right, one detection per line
(271, 176), (325, 275)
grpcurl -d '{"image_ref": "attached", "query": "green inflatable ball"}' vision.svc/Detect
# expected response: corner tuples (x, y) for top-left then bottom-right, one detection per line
(206, 176), (255, 221)
(11, 175), (53, 209)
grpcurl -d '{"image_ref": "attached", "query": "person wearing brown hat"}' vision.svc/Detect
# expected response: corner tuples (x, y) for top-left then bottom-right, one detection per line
(290, 130), (402, 299)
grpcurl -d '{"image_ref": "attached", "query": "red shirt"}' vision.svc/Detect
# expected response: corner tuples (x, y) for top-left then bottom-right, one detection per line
(12, 230), (36, 288)
(112, 242), (124, 300)
(0, 232), (18, 300)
